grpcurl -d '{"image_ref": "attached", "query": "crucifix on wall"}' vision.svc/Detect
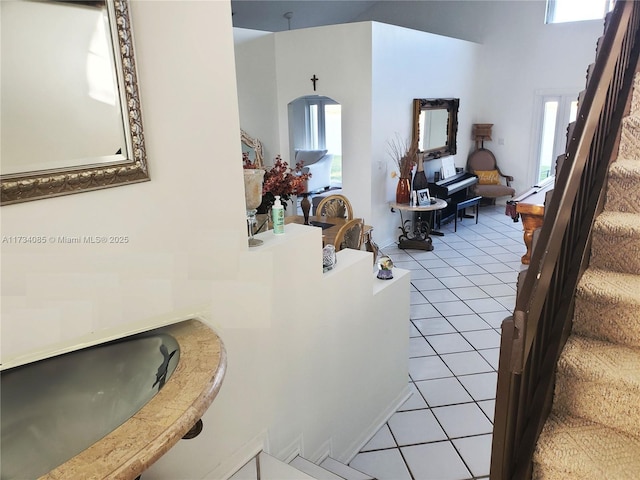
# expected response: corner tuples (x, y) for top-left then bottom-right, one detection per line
(310, 74), (319, 91)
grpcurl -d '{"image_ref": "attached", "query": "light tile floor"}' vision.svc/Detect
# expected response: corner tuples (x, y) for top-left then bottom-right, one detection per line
(349, 205), (525, 480)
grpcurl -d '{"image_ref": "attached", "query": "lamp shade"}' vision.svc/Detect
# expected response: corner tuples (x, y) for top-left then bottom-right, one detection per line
(472, 123), (493, 141)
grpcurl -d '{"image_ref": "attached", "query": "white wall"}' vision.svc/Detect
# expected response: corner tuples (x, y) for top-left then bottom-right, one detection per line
(236, 22), (374, 220)
(1, 0), (246, 363)
(234, 28), (280, 163)
(236, 25), (369, 218)
(1, 2), (410, 477)
(370, 23), (480, 247)
(360, 0), (603, 192)
(145, 229), (410, 479)
(472, 1), (603, 190)
(234, 22), (480, 248)
(273, 22), (375, 224)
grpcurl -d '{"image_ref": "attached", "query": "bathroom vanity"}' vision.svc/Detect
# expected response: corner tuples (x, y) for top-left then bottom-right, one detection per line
(0, 319), (226, 480)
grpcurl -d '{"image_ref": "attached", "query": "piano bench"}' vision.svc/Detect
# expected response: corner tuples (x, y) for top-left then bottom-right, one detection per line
(454, 196), (482, 232)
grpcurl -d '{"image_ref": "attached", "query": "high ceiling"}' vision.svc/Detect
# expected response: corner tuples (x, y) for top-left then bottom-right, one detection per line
(231, 0), (380, 32)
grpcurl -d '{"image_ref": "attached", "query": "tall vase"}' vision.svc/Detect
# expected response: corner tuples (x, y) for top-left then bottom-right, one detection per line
(396, 177), (411, 204)
(243, 169), (266, 247)
(300, 193), (311, 224)
(413, 155), (428, 192)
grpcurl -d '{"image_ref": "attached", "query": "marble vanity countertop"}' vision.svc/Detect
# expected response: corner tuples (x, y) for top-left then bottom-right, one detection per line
(40, 319), (227, 480)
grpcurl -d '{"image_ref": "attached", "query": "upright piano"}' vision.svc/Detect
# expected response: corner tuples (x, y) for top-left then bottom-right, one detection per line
(428, 172), (479, 227)
(506, 175), (555, 264)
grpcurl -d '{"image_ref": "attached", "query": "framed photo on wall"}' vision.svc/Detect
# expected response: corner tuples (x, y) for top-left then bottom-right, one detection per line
(416, 188), (431, 206)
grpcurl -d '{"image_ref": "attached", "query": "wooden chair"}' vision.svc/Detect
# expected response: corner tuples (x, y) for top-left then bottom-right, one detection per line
(333, 218), (364, 252)
(315, 194), (353, 219)
(466, 148), (515, 204)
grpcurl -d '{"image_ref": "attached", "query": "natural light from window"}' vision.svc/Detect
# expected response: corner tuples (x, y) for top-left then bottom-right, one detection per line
(536, 95), (578, 182)
(324, 104), (342, 186)
(546, 0), (614, 24)
(289, 96), (343, 188)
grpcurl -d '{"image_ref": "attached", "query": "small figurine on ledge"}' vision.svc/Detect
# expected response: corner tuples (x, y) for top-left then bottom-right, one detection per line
(376, 255), (394, 280)
(323, 244), (337, 272)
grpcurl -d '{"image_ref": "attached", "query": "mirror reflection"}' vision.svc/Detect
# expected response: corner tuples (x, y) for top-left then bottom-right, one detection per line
(2, 0), (126, 175)
(418, 109), (448, 152)
(412, 98), (459, 161)
(1, 0), (148, 205)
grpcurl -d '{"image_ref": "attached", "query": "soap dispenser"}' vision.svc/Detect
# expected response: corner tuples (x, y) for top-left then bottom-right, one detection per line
(272, 195), (285, 235)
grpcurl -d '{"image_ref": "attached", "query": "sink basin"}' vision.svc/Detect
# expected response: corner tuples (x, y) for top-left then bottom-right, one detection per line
(1, 328), (180, 480)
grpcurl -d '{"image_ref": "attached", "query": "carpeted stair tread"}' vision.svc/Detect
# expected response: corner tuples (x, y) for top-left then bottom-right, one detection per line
(573, 268), (640, 346)
(552, 335), (640, 437)
(631, 70), (640, 114)
(593, 210), (640, 235)
(534, 72), (640, 479)
(617, 115), (640, 161)
(533, 413), (640, 479)
(605, 159), (640, 213)
(590, 212), (640, 274)
(556, 335), (640, 386)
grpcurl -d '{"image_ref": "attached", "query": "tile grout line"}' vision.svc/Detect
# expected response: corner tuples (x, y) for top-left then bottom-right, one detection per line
(354, 206), (521, 479)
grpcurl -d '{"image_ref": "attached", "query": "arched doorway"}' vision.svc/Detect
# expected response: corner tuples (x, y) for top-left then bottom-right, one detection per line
(288, 95), (342, 191)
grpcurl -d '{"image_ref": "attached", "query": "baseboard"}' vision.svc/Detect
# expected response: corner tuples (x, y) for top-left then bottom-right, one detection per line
(209, 385), (410, 477)
(272, 433), (304, 463)
(307, 437), (333, 464)
(336, 384), (412, 464)
(204, 429), (268, 480)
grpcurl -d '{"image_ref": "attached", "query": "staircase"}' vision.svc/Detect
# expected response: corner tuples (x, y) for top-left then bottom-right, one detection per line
(229, 451), (374, 480)
(490, 2), (640, 477)
(290, 455), (374, 480)
(531, 73), (640, 478)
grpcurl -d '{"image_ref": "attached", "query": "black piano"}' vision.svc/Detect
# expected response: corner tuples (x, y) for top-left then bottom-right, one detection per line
(427, 172), (479, 228)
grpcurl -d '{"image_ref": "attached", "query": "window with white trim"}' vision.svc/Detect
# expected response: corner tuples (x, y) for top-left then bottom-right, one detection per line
(535, 94), (578, 182)
(545, 0), (615, 24)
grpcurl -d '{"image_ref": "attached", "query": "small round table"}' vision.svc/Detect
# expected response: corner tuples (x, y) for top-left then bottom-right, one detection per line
(390, 199), (447, 251)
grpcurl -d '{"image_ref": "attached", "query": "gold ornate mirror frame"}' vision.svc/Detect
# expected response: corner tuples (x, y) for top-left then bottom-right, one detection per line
(240, 130), (264, 168)
(412, 98), (459, 161)
(1, 0), (148, 206)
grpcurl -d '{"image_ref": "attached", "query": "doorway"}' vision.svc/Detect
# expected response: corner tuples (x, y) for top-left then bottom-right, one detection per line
(534, 93), (578, 182)
(288, 95), (342, 188)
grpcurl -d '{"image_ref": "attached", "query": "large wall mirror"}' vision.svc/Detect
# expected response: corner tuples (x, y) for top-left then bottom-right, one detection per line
(1, 0), (148, 205)
(412, 98), (459, 161)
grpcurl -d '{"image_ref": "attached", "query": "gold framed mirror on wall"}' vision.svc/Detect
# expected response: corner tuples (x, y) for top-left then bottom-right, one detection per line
(240, 130), (264, 167)
(412, 98), (459, 161)
(0, 0), (148, 206)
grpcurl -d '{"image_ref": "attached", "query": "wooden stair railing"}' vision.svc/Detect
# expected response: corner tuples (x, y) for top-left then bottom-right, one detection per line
(490, 2), (640, 479)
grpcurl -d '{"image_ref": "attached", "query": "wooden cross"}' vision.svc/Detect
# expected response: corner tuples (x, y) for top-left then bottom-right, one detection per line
(310, 74), (319, 91)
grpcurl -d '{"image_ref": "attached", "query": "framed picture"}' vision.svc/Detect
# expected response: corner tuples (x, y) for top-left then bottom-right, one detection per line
(416, 188), (431, 206)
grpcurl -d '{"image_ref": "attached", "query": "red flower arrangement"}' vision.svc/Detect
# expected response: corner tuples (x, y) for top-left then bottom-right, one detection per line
(243, 154), (311, 212)
(242, 152), (256, 168)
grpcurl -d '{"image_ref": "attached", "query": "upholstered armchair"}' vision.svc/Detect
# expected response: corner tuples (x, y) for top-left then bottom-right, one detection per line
(295, 149), (333, 193)
(466, 148), (515, 203)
